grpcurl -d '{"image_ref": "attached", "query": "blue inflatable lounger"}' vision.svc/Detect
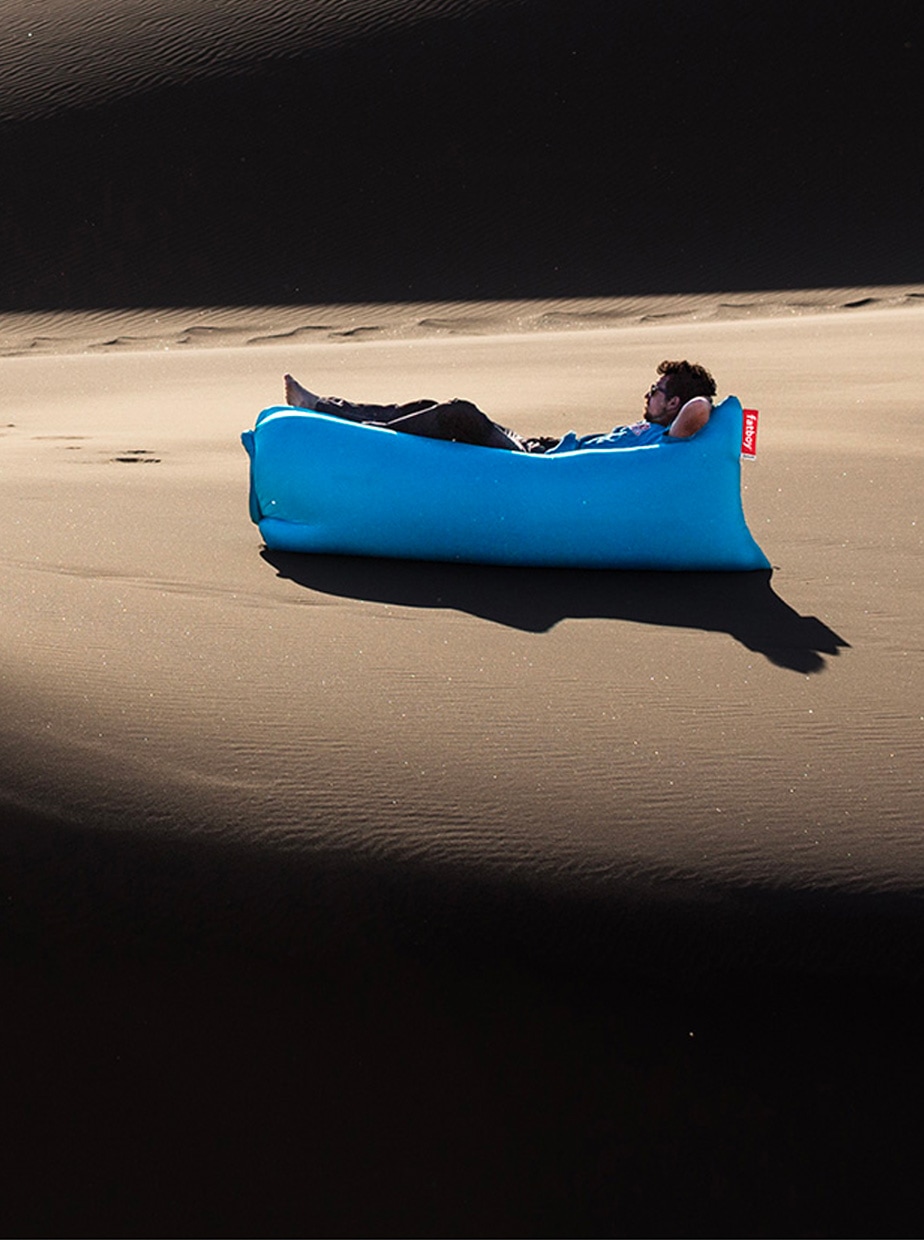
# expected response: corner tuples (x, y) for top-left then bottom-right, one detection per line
(241, 395), (770, 571)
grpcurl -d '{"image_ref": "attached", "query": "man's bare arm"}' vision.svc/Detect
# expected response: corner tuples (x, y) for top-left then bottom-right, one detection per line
(667, 396), (712, 438)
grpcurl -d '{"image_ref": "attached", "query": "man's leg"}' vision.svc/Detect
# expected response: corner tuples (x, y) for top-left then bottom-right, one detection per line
(284, 376), (524, 449)
(385, 399), (525, 450)
(284, 375), (434, 424)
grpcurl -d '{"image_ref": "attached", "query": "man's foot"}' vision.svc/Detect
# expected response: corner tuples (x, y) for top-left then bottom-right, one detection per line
(284, 374), (321, 409)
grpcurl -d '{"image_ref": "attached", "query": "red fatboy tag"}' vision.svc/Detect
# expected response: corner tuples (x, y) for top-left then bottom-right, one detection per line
(741, 408), (759, 458)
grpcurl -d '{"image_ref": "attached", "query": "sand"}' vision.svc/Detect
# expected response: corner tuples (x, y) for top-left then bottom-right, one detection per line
(2, 290), (923, 1235)
(3, 0), (923, 1232)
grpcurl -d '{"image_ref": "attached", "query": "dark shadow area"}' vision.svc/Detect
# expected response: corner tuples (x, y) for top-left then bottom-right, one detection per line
(262, 551), (850, 673)
(2, 0), (921, 309)
(2, 800), (924, 1237)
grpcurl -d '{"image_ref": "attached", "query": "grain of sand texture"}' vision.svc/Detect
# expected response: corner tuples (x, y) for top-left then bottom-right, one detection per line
(2, 0), (923, 1236)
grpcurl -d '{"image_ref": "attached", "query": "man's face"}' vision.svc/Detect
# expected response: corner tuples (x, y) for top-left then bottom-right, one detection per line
(643, 378), (679, 425)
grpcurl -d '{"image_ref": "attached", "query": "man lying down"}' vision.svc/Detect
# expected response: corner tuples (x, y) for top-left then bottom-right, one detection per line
(282, 359), (716, 454)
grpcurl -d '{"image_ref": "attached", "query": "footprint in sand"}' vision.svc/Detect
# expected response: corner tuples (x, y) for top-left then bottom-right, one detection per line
(111, 449), (161, 464)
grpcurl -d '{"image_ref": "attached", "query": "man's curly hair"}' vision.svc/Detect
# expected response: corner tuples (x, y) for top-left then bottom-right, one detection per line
(657, 360), (717, 406)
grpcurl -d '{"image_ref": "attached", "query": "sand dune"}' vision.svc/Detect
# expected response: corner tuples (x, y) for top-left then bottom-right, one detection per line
(3, 293), (923, 1234)
(2, 0), (507, 120)
(4, 0), (920, 307)
(2, 0), (923, 1230)
(1, 284), (922, 357)
(3, 292), (921, 916)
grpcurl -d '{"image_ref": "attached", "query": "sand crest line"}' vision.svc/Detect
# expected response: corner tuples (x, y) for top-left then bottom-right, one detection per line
(1, 287), (922, 357)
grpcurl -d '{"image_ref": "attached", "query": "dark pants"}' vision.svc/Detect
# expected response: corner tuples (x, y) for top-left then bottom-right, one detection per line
(311, 395), (557, 453)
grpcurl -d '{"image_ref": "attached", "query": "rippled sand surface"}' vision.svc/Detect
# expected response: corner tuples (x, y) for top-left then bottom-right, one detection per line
(3, 291), (920, 899)
(2, 285), (922, 355)
(4, 0), (923, 1228)
(3, 292), (923, 1234)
